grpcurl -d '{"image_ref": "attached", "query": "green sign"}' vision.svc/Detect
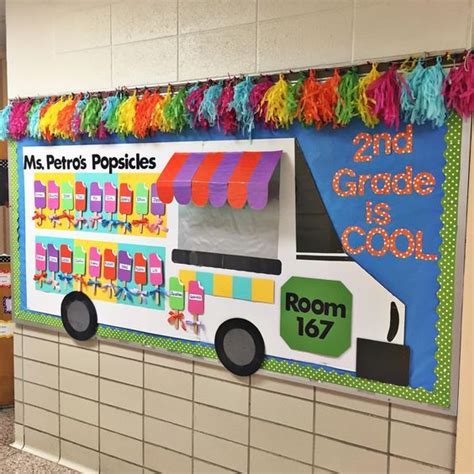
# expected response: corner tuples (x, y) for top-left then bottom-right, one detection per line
(280, 277), (352, 357)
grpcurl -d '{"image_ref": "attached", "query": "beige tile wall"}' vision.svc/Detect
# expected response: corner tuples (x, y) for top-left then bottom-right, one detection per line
(6, 0), (470, 472)
(12, 324), (456, 473)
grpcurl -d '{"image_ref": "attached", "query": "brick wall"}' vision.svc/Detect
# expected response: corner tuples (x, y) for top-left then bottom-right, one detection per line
(7, 0), (470, 472)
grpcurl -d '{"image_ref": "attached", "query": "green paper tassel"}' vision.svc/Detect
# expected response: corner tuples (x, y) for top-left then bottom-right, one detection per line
(336, 69), (359, 126)
(164, 88), (189, 132)
(81, 97), (102, 137)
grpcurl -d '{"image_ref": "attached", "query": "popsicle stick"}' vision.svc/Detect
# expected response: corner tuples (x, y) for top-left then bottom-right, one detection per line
(78, 210), (83, 230)
(123, 281), (127, 300)
(39, 208), (43, 227)
(110, 212), (113, 232)
(139, 283), (143, 304)
(94, 277), (98, 295)
(155, 286), (160, 305)
(123, 215), (128, 234)
(193, 315), (199, 335)
(109, 280), (113, 299)
(140, 215), (144, 234)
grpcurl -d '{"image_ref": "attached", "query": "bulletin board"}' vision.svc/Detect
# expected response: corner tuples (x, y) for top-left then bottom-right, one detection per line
(5, 56), (472, 410)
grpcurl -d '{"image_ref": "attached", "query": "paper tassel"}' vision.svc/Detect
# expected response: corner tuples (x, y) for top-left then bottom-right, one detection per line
(134, 91), (161, 138)
(336, 69), (359, 126)
(356, 64), (381, 127)
(72, 97), (88, 139)
(261, 74), (292, 128)
(250, 77), (273, 123)
(287, 74), (304, 125)
(8, 100), (32, 140)
(81, 97), (102, 137)
(199, 83), (223, 127)
(103, 95), (121, 134)
(186, 84), (209, 128)
(217, 80), (238, 134)
(116, 94), (137, 136)
(160, 88), (184, 132)
(400, 60), (423, 121)
(230, 76), (254, 136)
(151, 86), (172, 132)
(56, 96), (78, 140)
(28, 98), (49, 139)
(315, 69), (341, 128)
(297, 69), (321, 126)
(366, 65), (405, 128)
(40, 97), (69, 141)
(0, 103), (12, 140)
(443, 53), (474, 118)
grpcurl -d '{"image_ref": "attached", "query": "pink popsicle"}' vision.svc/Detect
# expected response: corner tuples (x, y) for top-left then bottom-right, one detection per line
(47, 181), (60, 210)
(149, 254), (163, 305)
(104, 182), (117, 213)
(188, 280), (205, 335)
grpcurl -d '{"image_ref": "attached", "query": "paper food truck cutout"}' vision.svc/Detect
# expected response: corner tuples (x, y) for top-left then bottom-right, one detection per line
(53, 146), (407, 383)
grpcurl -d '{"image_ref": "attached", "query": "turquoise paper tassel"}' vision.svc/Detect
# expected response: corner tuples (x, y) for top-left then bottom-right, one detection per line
(27, 98), (48, 139)
(199, 83), (223, 127)
(401, 60), (425, 123)
(230, 76), (254, 136)
(0, 103), (12, 140)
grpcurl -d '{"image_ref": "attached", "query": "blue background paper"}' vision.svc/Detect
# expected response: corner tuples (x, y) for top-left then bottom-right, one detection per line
(17, 119), (450, 391)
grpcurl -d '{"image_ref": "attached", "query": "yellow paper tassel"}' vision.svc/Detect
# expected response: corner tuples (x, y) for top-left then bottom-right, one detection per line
(151, 86), (172, 132)
(39, 97), (69, 139)
(116, 93), (137, 135)
(261, 74), (292, 128)
(356, 64), (380, 127)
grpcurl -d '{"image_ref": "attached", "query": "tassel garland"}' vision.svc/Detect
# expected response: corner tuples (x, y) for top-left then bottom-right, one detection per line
(1, 54), (472, 142)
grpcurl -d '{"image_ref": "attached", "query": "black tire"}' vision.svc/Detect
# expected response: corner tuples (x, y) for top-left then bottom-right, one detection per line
(215, 318), (265, 376)
(61, 291), (98, 341)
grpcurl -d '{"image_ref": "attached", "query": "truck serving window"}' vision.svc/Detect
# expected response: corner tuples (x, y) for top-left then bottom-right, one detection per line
(174, 165), (282, 275)
(295, 144), (349, 260)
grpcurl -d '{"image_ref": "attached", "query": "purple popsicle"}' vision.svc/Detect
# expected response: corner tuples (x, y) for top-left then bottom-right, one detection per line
(47, 244), (59, 279)
(118, 250), (133, 300)
(151, 183), (165, 216)
(89, 182), (103, 229)
(34, 180), (46, 209)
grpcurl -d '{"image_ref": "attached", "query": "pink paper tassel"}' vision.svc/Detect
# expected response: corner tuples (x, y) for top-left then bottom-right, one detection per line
(366, 65), (406, 128)
(185, 85), (209, 128)
(442, 53), (474, 118)
(250, 77), (274, 124)
(217, 81), (238, 134)
(8, 100), (32, 140)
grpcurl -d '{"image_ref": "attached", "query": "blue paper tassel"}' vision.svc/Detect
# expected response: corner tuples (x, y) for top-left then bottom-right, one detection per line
(100, 95), (120, 123)
(198, 83), (223, 127)
(27, 98), (48, 139)
(0, 103), (12, 140)
(230, 76), (254, 137)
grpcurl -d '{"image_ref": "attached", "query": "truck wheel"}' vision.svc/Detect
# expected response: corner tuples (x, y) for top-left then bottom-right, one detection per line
(215, 318), (265, 376)
(61, 291), (98, 341)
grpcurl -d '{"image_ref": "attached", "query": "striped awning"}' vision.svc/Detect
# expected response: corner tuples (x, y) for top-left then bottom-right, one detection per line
(156, 151), (282, 209)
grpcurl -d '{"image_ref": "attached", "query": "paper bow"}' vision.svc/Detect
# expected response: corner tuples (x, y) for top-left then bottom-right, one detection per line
(168, 310), (186, 331)
(46, 277), (61, 291)
(33, 271), (47, 283)
(59, 212), (75, 224)
(186, 319), (204, 328)
(32, 211), (46, 222)
(101, 218), (122, 229)
(115, 285), (134, 301)
(146, 217), (168, 234)
(132, 217), (149, 227)
(102, 282), (116, 293)
(87, 278), (102, 289)
(49, 213), (61, 224)
(57, 272), (73, 284)
(89, 215), (103, 226)
(112, 219), (132, 232)
(73, 274), (88, 288)
(74, 216), (88, 227)
(148, 287), (166, 297)
(130, 287), (149, 303)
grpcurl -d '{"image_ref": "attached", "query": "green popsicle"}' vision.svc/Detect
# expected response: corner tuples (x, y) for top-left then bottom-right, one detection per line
(169, 277), (185, 311)
(61, 181), (74, 228)
(135, 183), (149, 234)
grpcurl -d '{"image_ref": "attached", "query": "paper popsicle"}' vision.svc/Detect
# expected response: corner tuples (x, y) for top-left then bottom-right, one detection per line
(119, 184), (133, 234)
(149, 254), (163, 305)
(89, 247), (102, 295)
(169, 277), (185, 329)
(188, 281), (205, 335)
(35, 243), (47, 287)
(150, 183), (166, 234)
(104, 182), (117, 232)
(48, 180), (60, 227)
(103, 249), (117, 298)
(134, 253), (147, 304)
(135, 183), (149, 234)
(75, 181), (87, 230)
(34, 180), (46, 226)
(47, 244), (59, 290)
(118, 250), (132, 300)
(73, 245), (86, 291)
(89, 182), (103, 229)
(60, 244), (73, 289)
(60, 181), (74, 228)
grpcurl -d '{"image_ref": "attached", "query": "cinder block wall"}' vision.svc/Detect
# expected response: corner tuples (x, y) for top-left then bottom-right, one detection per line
(7, 1), (468, 472)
